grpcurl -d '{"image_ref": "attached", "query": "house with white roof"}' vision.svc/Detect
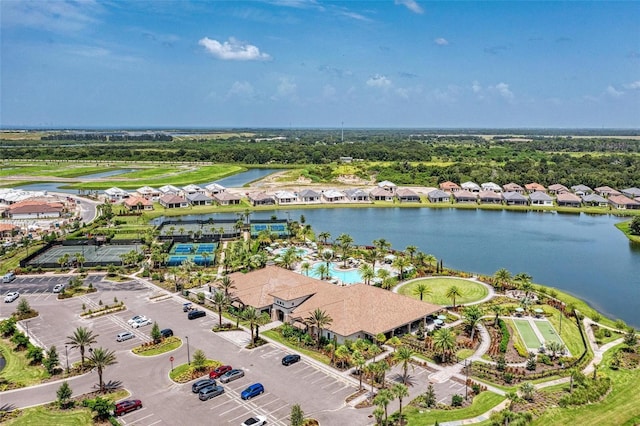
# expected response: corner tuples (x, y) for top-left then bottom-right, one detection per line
(322, 189), (346, 202)
(104, 187), (130, 201)
(182, 184), (205, 196)
(377, 180), (397, 193)
(274, 191), (297, 204)
(571, 184), (593, 196)
(158, 184), (181, 195)
(205, 183), (226, 195)
(298, 189), (321, 203)
(461, 181), (481, 192)
(481, 182), (502, 192)
(343, 188), (370, 202)
(136, 186), (160, 200)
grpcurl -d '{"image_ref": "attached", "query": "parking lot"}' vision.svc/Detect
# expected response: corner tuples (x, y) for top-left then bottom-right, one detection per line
(3, 274), (373, 425)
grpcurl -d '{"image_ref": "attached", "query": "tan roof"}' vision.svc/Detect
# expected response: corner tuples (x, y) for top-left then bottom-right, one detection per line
(609, 194), (640, 206)
(123, 196), (152, 207)
(525, 182), (546, 192)
(556, 192), (582, 203)
(7, 200), (64, 214)
(214, 192), (241, 201)
(159, 194), (186, 204)
(439, 181), (460, 191)
(0, 223), (19, 232)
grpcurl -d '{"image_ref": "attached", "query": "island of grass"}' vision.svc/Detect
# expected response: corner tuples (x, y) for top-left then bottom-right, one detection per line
(398, 277), (489, 305)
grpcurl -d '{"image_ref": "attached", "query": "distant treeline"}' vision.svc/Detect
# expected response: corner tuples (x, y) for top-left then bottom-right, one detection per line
(40, 133), (173, 142)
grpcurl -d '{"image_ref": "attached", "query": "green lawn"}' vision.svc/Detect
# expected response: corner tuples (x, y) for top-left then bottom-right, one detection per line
(513, 319), (543, 349)
(262, 330), (331, 365)
(398, 277), (489, 305)
(535, 320), (563, 346)
(5, 406), (94, 426)
(0, 339), (50, 388)
(133, 337), (182, 356)
(404, 391), (506, 425)
(545, 310), (585, 357)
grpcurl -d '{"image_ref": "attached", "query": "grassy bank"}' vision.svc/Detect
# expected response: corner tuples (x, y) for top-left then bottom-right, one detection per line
(615, 220), (640, 243)
(0, 339), (50, 388)
(404, 391), (506, 425)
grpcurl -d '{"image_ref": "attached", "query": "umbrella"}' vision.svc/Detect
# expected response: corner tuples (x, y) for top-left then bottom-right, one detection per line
(534, 308), (544, 313)
(515, 307), (524, 312)
(434, 319), (443, 325)
(437, 315), (447, 320)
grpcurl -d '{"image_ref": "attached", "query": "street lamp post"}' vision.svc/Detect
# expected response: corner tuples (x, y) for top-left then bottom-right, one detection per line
(186, 336), (190, 365)
(65, 345), (70, 374)
(464, 359), (469, 400)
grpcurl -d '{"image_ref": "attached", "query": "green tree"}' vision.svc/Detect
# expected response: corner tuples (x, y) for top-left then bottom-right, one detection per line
(373, 388), (394, 424)
(192, 349), (207, 371)
(392, 255), (412, 280)
(394, 346), (415, 385)
(424, 383), (437, 407)
(433, 327), (456, 363)
(629, 216), (640, 235)
(0, 317), (17, 337)
(463, 305), (484, 341)
(413, 282), (431, 301)
(336, 233), (354, 268)
(16, 298), (32, 317)
(44, 345), (60, 374)
(86, 347), (117, 393)
(491, 305), (504, 327)
(334, 344), (351, 369)
(83, 396), (115, 420)
(352, 350), (366, 390)
(151, 322), (162, 343)
(359, 263), (375, 285)
(301, 261), (311, 276)
(212, 291), (228, 327)
(392, 383), (410, 424)
(242, 306), (260, 344)
(318, 231), (331, 244)
(27, 344), (44, 364)
(493, 268), (512, 291)
(405, 245), (418, 261)
(624, 328), (638, 348)
(57, 381), (73, 409)
(290, 403), (304, 426)
(520, 382), (535, 401)
(217, 275), (236, 298)
(305, 308), (333, 349)
(66, 326), (98, 367)
(445, 285), (463, 308)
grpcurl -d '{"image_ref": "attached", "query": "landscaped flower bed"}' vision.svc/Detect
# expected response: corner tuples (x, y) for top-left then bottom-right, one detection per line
(132, 336), (181, 356)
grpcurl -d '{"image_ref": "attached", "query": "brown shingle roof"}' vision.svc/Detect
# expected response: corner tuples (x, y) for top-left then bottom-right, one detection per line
(7, 201), (64, 214)
(439, 181), (460, 191)
(123, 196), (152, 207)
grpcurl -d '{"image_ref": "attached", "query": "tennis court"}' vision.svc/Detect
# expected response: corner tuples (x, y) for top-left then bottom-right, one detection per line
(513, 319), (543, 350)
(167, 242), (217, 266)
(27, 244), (140, 268)
(535, 320), (563, 346)
(250, 222), (288, 237)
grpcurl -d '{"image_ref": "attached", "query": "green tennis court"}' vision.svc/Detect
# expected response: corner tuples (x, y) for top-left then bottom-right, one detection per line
(535, 320), (563, 346)
(513, 319), (543, 350)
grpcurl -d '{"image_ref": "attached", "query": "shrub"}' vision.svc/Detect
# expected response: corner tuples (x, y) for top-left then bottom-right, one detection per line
(503, 372), (514, 384)
(498, 319), (509, 353)
(513, 341), (529, 358)
(496, 356), (507, 372)
(451, 394), (464, 407)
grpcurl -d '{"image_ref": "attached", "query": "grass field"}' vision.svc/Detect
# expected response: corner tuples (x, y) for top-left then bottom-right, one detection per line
(404, 392), (506, 425)
(513, 319), (543, 349)
(535, 320), (563, 345)
(0, 339), (50, 388)
(5, 406), (94, 426)
(262, 329), (331, 365)
(398, 277), (489, 305)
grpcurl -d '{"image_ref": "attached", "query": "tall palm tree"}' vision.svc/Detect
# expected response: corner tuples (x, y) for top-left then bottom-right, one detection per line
(217, 275), (236, 298)
(514, 272), (533, 296)
(377, 268), (392, 289)
(66, 327), (98, 367)
(86, 347), (117, 393)
(392, 383), (410, 425)
(334, 344), (351, 369)
(336, 233), (354, 268)
(305, 308), (333, 349)
(314, 263), (329, 281)
(366, 246), (380, 274)
(393, 346), (415, 384)
(318, 231), (331, 245)
(462, 305), (483, 341)
(352, 350), (366, 390)
(301, 261), (311, 276)
(392, 255), (412, 280)
(424, 254), (437, 271)
(242, 306), (259, 344)
(412, 282), (431, 301)
(433, 327), (456, 363)
(373, 388), (394, 424)
(359, 263), (374, 285)
(405, 245), (418, 262)
(212, 291), (228, 327)
(373, 238), (392, 254)
(491, 304), (504, 327)
(374, 360), (391, 388)
(493, 268), (512, 292)
(445, 285), (463, 308)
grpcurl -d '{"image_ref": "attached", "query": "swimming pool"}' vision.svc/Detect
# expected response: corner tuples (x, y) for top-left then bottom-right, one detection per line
(272, 246), (314, 257)
(308, 262), (362, 284)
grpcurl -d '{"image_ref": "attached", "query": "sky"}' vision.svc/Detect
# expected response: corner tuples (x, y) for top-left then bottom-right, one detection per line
(1, 0), (639, 129)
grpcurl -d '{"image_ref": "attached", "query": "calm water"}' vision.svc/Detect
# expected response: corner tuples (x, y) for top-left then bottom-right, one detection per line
(159, 208), (640, 327)
(200, 168), (283, 188)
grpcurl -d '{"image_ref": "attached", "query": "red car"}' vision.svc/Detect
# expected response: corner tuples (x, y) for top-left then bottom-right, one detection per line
(209, 365), (232, 379)
(114, 399), (142, 416)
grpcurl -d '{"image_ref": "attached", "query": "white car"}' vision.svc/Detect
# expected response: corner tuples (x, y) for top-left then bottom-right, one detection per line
(116, 331), (135, 342)
(4, 292), (20, 303)
(241, 416), (267, 426)
(131, 318), (152, 329)
(53, 284), (65, 293)
(127, 315), (146, 325)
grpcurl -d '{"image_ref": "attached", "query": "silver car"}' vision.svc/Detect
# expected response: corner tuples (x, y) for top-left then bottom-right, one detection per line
(4, 292), (19, 303)
(116, 331), (135, 342)
(219, 368), (244, 383)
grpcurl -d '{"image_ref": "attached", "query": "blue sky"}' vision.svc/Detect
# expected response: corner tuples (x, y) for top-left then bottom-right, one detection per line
(1, 0), (639, 128)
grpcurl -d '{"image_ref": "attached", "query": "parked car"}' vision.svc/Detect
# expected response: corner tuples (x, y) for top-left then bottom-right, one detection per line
(131, 318), (152, 329)
(3, 272), (16, 283)
(187, 310), (206, 320)
(241, 415), (267, 426)
(198, 385), (225, 401)
(114, 399), (142, 416)
(4, 292), (19, 303)
(183, 302), (194, 312)
(127, 315), (146, 325)
(52, 283), (65, 293)
(240, 383), (264, 400)
(191, 378), (216, 393)
(282, 354), (301, 366)
(160, 328), (173, 338)
(209, 365), (232, 379)
(219, 368), (245, 383)
(116, 331), (135, 342)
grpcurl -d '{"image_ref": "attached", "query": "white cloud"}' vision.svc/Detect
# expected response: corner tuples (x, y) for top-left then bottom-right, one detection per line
(606, 85), (624, 97)
(624, 81), (640, 90)
(198, 37), (271, 61)
(395, 0), (424, 14)
(366, 74), (392, 89)
(471, 80), (482, 93)
(276, 77), (297, 97)
(226, 81), (255, 99)
(1, 0), (102, 32)
(434, 38), (449, 46)
(492, 82), (514, 100)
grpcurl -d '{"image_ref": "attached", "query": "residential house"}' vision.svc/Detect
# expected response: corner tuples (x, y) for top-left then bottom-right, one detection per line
(0, 223), (20, 238)
(123, 196), (154, 211)
(503, 183), (525, 194)
(369, 187), (394, 202)
(427, 189), (451, 203)
(159, 194), (189, 209)
(581, 193), (609, 207)
(461, 181), (481, 192)
(136, 186), (160, 201)
(571, 185), (593, 196)
(525, 183), (547, 193)
(158, 184), (181, 196)
(205, 183), (226, 195)
(621, 188), (640, 199)
(556, 192), (582, 207)
(104, 187), (130, 201)
(453, 190), (477, 203)
(439, 181), (461, 192)
(298, 189), (321, 203)
(323, 190), (346, 203)
(396, 188), (420, 203)
(274, 190), (297, 204)
(481, 182), (502, 192)
(478, 190), (503, 204)
(548, 184), (570, 195)
(594, 186), (621, 198)
(609, 194), (640, 210)
(247, 192), (276, 206)
(6, 201), (64, 219)
(182, 184), (205, 196)
(377, 180), (397, 194)
(343, 188), (370, 202)
(187, 193), (213, 206)
(503, 191), (529, 205)
(529, 191), (554, 206)
(213, 192), (241, 206)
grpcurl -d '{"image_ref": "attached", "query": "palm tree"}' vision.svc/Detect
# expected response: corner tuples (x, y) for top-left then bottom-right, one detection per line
(314, 263), (329, 280)
(445, 285), (463, 308)
(405, 245), (418, 261)
(336, 233), (354, 268)
(392, 255), (412, 280)
(377, 268), (392, 289)
(462, 305), (483, 341)
(433, 327), (456, 363)
(491, 304), (504, 327)
(86, 347), (117, 393)
(217, 275), (236, 298)
(242, 306), (259, 344)
(373, 388), (394, 424)
(493, 268), (512, 292)
(373, 238), (392, 254)
(352, 350), (366, 390)
(305, 308), (333, 349)
(334, 344), (351, 369)
(212, 291), (228, 327)
(318, 231), (331, 245)
(300, 261), (311, 276)
(66, 327), (98, 367)
(359, 263), (374, 285)
(412, 282), (431, 301)
(366, 246), (380, 273)
(392, 383), (409, 425)
(514, 272), (533, 296)
(393, 346), (415, 384)
(424, 254), (437, 272)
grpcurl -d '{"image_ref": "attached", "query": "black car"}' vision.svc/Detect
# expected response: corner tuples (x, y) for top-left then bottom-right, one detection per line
(191, 378), (216, 393)
(160, 328), (173, 338)
(188, 310), (206, 320)
(282, 354), (301, 366)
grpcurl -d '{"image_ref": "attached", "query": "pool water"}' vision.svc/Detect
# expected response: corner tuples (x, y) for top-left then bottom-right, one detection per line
(309, 262), (362, 284)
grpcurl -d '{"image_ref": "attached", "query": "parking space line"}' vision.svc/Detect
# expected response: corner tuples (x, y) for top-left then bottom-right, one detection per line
(146, 420), (162, 426)
(332, 384), (349, 394)
(126, 413), (154, 424)
(218, 403), (245, 416)
(267, 403), (289, 415)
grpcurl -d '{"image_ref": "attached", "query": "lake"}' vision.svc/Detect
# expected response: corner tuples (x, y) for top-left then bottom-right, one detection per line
(156, 208), (640, 327)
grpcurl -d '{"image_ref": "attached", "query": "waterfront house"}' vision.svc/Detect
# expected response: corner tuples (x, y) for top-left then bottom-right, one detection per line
(213, 192), (241, 206)
(453, 189), (478, 203)
(571, 184), (593, 196)
(123, 196), (153, 211)
(439, 181), (461, 192)
(298, 189), (321, 203)
(461, 181), (481, 192)
(343, 188), (370, 202)
(581, 193), (609, 207)
(104, 187), (130, 201)
(529, 191), (554, 206)
(159, 194), (188, 209)
(427, 189), (451, 203)
(182, 184), (205, 196)
(594, 186), (621, 198)
(369, 187), (394, 202)
(503, 191), (529, 205)
(556, 192), (582, 207)
(187, 193), (213, 206)
(377, 180), (397, 193)
(525, 183), (546, 193)
(621, 188), (640, 198)
(247, 192), (276, 206)
(396, 188), (421, 203)
(548, 184), (570, 195)
(481, 182), (502, 192)
(205, 183), (226, 195)
(609, 194), (640, 210)
(158, 184), (181, 196)
(503, 183), (525, 194)
(478, 190), (503, 204)
(274, 190), (297, 204)
(323, 189), (346, 203)
(136, 186), (160, 201)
